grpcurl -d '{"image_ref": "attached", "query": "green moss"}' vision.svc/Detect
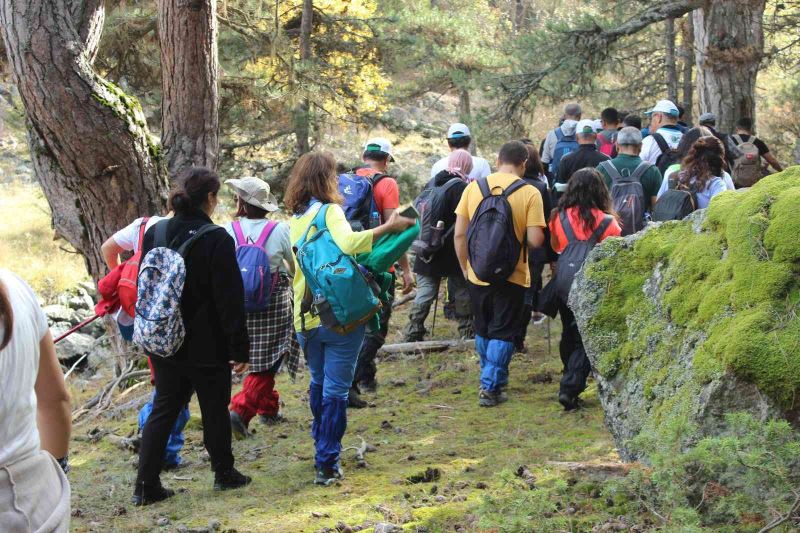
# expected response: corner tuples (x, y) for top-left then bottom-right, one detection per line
(92, 79), (162, 158)
(585, 167), (800, 412)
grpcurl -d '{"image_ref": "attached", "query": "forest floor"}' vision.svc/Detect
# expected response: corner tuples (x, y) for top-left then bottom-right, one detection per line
(66, 309), (638, 533)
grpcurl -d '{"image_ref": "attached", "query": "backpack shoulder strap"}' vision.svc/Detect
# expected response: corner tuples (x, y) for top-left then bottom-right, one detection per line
(153, 219), (170, 248)
(137, 217), (150, 250)
(630, 161), (653, 180)
(559, 210), (577, 244)
(652, 132), (670, 154)
(477, 177), (491, 198)
(255, 220), (279, 248)
(231, 220), (246, 246)
(600, 160), (623, 182)
(589, 215), (614, 245)
(503, 178), (529, 198)
(177, 224), (221, 258)
(731, 134), (743, 145)
(554, 128), (564, 142)
(440, 177), (464, 195)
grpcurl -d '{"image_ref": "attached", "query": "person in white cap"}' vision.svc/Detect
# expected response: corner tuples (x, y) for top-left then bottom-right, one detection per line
(553, 119), (609, 199)
(640, 99), (685, 165)
(429, 123), (492, 181)
(223, 177), (302, 439)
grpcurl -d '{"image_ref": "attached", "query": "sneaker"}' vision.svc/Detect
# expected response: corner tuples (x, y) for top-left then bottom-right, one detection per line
(478, 389), (499, 407)
(229, 411), (250, 440)
(558, 392), (579, 411)
(258, 413), (286, 425)
(214, 468), (252, 491)
(314, 465), (344, 486)
(348, 388), (368, 409)
(132, 482), (175, 506)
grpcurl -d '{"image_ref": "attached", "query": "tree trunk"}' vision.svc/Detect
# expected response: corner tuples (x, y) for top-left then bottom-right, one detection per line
(680, 14), (695, 124)
(458, 89), (476, 155)
(1, 0), (170, 281)
(693, 0), (765, 132)
(294, 0), (313, 156)
(158, 0), (219, 175)
(665, 18), (679, 103)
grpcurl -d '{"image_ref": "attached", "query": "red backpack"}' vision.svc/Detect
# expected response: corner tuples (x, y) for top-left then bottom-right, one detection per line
(597, 130), (618, 157)
(118, 217), (150, 317)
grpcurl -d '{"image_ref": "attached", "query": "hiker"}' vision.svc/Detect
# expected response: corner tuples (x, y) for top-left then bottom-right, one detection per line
(454, 140), (547, 407)
(101, 214), (191, 471)
(284, 151), (414, 485)
(622, 114), (643, 131)
(640, 100), (684, 172)
(663, 127), (736, 191)
(347, 138), (414, 408)
(541, 102), (582, 184)
(730, 117), (783, 187)
(676, 104), (690, 133)
(655, 136), (729, 210)
(224, 177), (302, 439)
(554, 119), (610, 200)
(404, 149), (473, 343)
(134, 167), (252, 506)
(596, 107), (621, 157)
(514, 141), (556, 353)
(0, 270), (72, 531)
(429, 123), (492, 181)
(596, 126), (663, 235)
(697, 113), (738, 169)
(549, 168), (622, 410)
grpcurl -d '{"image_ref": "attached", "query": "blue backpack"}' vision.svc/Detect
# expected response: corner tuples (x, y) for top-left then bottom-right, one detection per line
(295, 203), (381, 334)
(338, 171), (387, 231)
(548, 128), (579, 181)
(231, 220), (279, 312)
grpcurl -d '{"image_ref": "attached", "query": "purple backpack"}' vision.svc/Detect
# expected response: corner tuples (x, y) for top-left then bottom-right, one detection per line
(232, 220), (279, 312)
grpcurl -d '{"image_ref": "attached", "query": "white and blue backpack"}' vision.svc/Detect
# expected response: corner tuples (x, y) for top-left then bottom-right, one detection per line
(133, 221), (218, 358)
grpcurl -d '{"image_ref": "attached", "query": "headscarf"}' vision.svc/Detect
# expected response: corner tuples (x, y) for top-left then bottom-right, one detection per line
(447, 149), (473, 180)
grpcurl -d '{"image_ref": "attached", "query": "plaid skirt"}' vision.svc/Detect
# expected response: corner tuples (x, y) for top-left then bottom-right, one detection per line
(246, 274), (302, 378)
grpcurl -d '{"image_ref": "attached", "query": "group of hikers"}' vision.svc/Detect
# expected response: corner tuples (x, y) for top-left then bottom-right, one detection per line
(0, 96), (783, 528)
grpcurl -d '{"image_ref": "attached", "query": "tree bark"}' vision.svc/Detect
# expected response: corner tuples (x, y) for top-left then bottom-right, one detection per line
(1, 0), (170, 281)
(294, 0), (313, 156)
(458, 89), (476, 155)
(665, 17), (679, 103)
(693, 0), (765, 132)
(680, 14), (695, 124)
(158, 0), (219, 175)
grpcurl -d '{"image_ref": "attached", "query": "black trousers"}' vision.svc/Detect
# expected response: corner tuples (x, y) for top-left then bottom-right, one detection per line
(558, 301), (591, 398)
(514, 261), (546, 347)
(136, 358), (234, 486)
(468, 280), (526, 342)
(354, 277), (395, 388)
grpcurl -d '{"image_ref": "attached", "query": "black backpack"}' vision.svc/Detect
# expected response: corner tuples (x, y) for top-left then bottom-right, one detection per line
(651, 175), (698, 222)
(466, 178), (530, 284)
(599, 160), (650, 237)
(554, 212), (613, 303)
(411, 174), (464, 261)
(652, 133), (680, 175)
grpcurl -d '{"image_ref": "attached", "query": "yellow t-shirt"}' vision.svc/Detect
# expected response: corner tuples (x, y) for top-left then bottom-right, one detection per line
(454, 173), (545, 287)
(290, 203), (374, 332)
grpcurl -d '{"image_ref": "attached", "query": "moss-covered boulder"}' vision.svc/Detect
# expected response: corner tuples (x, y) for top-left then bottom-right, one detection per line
(572, 168), (800, 461)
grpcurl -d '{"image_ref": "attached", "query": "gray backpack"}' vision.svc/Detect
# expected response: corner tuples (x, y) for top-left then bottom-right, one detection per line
(554, 212), (614, 303)
(600, 160), (650, 236)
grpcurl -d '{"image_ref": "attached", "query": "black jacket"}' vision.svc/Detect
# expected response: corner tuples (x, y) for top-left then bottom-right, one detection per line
(141, 210), (249, 368)
(555, 144), (610, 203)
(413, 170), (468, 278)
(522, 175), (557, 264)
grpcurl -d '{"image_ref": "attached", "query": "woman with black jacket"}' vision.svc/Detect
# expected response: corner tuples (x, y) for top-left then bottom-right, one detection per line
(133, 167), (252, 506)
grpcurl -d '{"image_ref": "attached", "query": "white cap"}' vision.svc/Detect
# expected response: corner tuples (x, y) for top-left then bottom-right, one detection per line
(225, 177), (280, 212)
(592, 119), (603, 132)
(363, 137), (395, 162)
(645, 99), (679, 117)
(446, 123), (471, 139)
(576, 119), (596, 135)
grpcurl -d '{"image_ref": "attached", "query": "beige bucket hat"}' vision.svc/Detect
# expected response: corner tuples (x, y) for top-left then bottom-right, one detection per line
(225, 176), (279, 212)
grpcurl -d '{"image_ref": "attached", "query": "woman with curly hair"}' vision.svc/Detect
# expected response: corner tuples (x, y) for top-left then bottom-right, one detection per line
(656, 135), (729, 209)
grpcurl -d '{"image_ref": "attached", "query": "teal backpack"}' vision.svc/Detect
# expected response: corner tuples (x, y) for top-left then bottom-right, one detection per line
(295, 203), (382, 334)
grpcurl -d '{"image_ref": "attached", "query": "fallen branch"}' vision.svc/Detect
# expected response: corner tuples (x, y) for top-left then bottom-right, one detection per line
(378, 339), (475, 356)
(72, 367), (149, 424)
(342, 436), (373, 467)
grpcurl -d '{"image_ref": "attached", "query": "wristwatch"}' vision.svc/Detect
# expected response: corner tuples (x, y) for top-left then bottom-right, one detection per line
(57, 455), (70, 474)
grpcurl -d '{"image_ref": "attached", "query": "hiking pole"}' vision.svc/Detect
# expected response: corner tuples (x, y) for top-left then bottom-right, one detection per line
(54, 313), (102, 344)
(431, 293), (439, 338)
(546, 317), (552, 356)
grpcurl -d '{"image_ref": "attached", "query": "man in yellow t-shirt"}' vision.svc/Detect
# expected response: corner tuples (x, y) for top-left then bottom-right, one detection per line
(454, 140), (546, 407)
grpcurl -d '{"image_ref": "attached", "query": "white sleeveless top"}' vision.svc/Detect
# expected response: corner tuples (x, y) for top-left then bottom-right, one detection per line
(0, 270), (49, 467)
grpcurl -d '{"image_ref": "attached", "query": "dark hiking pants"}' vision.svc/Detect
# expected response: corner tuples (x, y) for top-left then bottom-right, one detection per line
(558, 301), (591, 399)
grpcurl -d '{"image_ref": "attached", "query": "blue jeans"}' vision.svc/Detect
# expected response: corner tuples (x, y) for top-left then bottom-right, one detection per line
(138, 392), (190, 467)
(297, 325), (365, 469)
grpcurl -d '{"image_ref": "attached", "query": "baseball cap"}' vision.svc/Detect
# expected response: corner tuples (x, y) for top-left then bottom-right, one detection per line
(698, 112), (717, 125)
(576, 119), (596, 135)
(446, 123), (471, 139)
(363, 137), (395, 162)
(645, 100), (680, 117)
(591, 119), (603, 133)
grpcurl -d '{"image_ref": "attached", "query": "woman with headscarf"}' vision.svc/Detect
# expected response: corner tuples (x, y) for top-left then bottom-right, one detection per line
(403, 149), (475, 343)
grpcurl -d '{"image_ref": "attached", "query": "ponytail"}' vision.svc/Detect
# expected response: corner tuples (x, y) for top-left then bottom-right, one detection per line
(0, 280), (13, 350)
(168, 167), (221, 214)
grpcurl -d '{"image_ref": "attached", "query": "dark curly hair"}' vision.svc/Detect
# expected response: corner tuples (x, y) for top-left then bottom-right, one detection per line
(557, 168), (615, 234)
(678, 136), (725, 192)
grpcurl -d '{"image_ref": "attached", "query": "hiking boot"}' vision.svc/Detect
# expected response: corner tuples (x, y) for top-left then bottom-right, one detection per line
(229, 410), (250, 440)
(497, 389), (509, 404)
(514, 343), (528, 355)
(348, 388), (368, 409)
(132, 482), (175, 506)
(558, 392), (579, 411)
(314, 464), (344, 486)
(478, 389), (499, 407)
(213, 468), (252, 491)
(258, 413), (286, 425)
